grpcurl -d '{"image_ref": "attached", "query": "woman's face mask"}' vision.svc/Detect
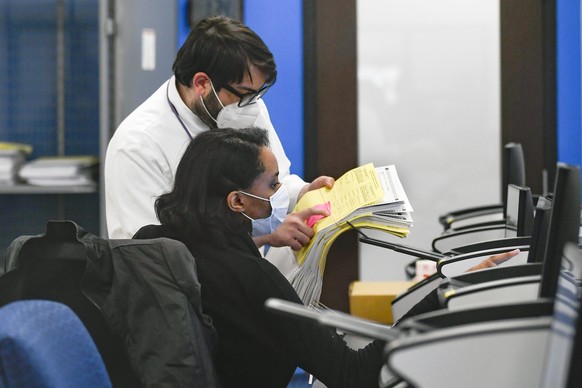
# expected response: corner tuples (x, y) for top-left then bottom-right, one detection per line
(200, 81), (261, 129)
(239, 184), (289, 239)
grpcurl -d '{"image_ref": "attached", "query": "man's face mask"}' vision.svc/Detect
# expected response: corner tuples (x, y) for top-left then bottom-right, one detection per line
(200, 80), (261, 129)
(239, 184), (289, 251)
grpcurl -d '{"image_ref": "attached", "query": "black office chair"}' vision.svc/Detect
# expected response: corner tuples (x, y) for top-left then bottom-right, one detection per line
(380, 246), (580, 388)
(437, 142), (527, 232)
(432, 196), (551, 310)
(0, 220), (221, 387)
(431, 182), (535, 254)
(265, 240), (582, 388)
(436, 183), (537, 276)
(434, 163), (579, 312)
(0, 221), (139, 387)
(359, 184), (535, 321)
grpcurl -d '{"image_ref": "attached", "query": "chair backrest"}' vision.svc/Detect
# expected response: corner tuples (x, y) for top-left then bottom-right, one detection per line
(538, 163), (581, 298)
(0, 300), (111, 388)
(502, 142), (526, 216)
(0, 220), (220, 387)
(539, 242), (582, 388)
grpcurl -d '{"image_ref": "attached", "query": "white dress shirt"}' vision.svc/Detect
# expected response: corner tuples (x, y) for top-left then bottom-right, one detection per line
(105, 76), (306, 238)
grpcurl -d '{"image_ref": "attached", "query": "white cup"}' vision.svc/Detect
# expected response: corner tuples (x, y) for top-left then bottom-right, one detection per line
(414, 259), (437, 281)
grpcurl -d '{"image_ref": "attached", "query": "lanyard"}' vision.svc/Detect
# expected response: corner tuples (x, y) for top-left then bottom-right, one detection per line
(166, 80), (194, 140)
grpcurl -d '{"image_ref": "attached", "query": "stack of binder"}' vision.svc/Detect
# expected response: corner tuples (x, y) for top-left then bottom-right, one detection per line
(19, 156), (98, 186)
(0, 142), (32, 185)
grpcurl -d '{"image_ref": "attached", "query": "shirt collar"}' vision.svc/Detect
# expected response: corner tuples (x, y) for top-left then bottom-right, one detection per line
(167, 75), (208, 133)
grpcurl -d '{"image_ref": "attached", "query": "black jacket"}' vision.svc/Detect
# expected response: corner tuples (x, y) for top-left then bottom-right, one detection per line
(135, 224), (385, 388)
(1, 220), (220, 388)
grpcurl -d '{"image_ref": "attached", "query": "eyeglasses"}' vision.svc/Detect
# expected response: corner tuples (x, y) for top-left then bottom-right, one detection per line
(220, 83), (272, 107)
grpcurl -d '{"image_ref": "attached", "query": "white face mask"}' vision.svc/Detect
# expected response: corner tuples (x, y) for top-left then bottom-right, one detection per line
(240, 184), (289, 239)
(200, 81), (261, 129)
(216, 102), (261, 129)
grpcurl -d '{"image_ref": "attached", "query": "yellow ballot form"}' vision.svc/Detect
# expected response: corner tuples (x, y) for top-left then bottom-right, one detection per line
(266, 163), (414, 307)
(294, 163), (384, 264)
(295, 163), (384, 232)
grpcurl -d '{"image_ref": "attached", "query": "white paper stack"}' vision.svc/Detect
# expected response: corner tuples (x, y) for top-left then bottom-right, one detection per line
(0, 142), (32, 185)
(19, 156), (98, 186)
(266, 164), (413, 307)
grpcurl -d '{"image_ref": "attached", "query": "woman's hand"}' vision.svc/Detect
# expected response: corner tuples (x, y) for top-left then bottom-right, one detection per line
(466, 249), (521, 272)
(254, 206), (331, 251)
(298, 176), (335, 201)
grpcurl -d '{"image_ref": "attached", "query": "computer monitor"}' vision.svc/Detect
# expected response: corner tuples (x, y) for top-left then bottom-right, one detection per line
(526, 196), (553, 264)
(566, 248), (582, 386)
(539, 163), (581, 299)
(540, 242), (582, 387)
(502, 143), (526, 217)
(504, 184), (534, 238)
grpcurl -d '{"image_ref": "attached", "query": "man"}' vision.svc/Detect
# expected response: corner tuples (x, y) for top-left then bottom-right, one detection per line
(105, 15), (331, 248)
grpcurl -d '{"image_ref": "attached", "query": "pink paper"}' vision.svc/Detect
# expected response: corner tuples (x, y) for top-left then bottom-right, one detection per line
(306, 202), (332, 228)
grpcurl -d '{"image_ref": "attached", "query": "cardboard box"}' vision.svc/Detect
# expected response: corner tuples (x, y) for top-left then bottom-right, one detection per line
(349, 281), (415, 324)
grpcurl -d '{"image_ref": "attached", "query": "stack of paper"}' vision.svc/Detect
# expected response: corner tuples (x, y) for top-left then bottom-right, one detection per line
(19, 156), (98, 186)
(0, 142), (32, 185)
(266, 164), (413, 307)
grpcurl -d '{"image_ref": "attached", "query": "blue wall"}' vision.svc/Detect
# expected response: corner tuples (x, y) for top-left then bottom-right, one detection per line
(556, 0), (582, 169)
(177, 0), (189, 47)
(244, 1), (304, 177)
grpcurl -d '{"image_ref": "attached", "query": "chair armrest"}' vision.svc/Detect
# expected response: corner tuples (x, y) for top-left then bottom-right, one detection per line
(432, 225), (511, 253)
(391, 274), (443, 323)
(318, 312), (398, 342)
(397, 299), (553, 331)
(265, 298), (398, 341)
(440, 262), (542, 288)
(442, 275), (541, 311)
(359, 236), (443, 261)
(448, 236), (531, 255)
(438, 203), (504, 231)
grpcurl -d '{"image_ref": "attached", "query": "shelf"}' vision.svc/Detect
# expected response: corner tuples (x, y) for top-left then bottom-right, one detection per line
(0, 184), (97, 194)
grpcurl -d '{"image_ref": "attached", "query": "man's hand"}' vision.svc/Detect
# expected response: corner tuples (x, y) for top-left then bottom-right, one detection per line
(467, 249), (521, 272)
(254, 206), (331, 251)
(298, 176), (335, 201)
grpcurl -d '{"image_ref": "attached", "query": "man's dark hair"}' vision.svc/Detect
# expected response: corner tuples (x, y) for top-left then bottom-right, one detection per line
(172, 16), (277, 90)
(155, 127), (270, 242)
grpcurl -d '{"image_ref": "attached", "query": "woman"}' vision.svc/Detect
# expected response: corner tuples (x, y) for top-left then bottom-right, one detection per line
(134, 127), (384, 387)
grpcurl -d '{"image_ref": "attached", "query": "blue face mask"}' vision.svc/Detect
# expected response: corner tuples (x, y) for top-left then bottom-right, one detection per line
(240, 184), (289, 241)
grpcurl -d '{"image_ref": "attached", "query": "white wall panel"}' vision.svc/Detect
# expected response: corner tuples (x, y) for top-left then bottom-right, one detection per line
(357, 0), (501, 280)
